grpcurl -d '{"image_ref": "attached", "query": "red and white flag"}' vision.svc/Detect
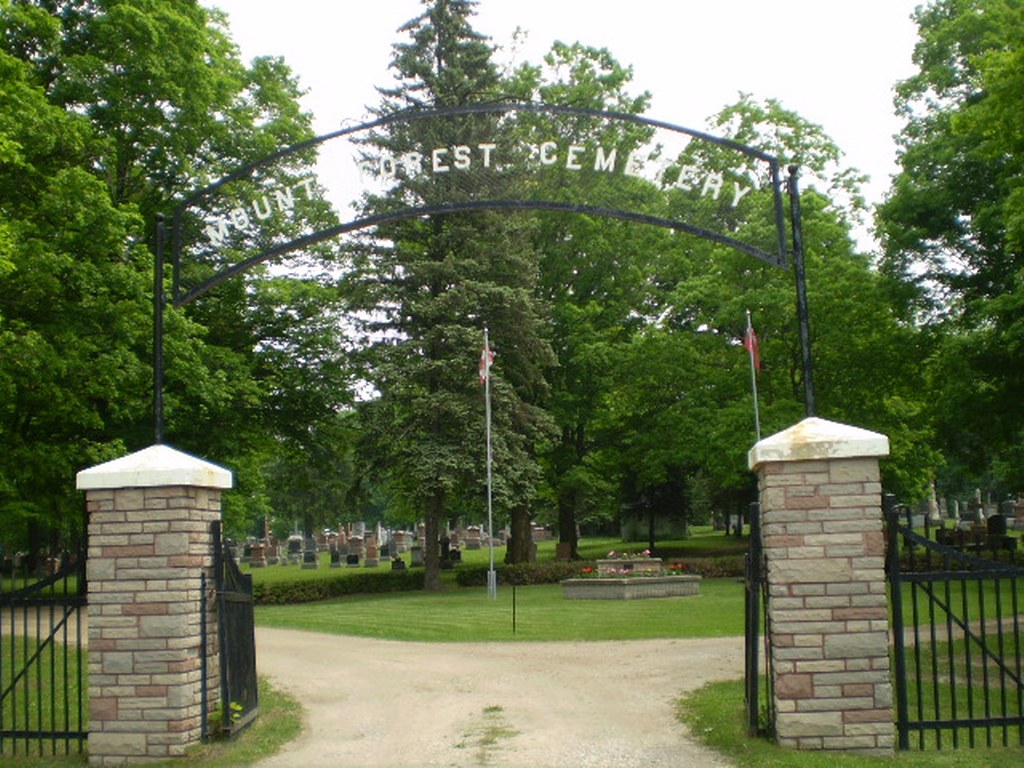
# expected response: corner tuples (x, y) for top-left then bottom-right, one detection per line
(479, 344), (495, 384)
(743, 323), (761, 371)
(744, 310), (762, 441)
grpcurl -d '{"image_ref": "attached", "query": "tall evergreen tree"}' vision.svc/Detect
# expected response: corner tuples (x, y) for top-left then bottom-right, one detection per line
(346, 0), (553, 588)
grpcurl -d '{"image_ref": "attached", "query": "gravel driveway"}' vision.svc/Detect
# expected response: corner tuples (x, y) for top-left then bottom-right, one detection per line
(252, 627), (743, 768)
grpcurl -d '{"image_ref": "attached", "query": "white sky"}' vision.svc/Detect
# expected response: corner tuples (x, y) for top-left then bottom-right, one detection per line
(205, 0), (923, 234)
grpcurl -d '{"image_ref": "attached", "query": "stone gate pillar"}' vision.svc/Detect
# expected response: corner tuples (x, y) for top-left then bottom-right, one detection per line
(77, 444), (233, 766)
(748, 417), (894, 755)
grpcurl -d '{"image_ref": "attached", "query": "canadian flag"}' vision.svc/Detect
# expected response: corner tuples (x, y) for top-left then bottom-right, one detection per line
(479, 345), (495, 384)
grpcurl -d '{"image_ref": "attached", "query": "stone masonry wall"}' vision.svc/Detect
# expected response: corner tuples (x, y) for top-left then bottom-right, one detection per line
(757, 455), (894, 754)
(86, 485), (221, 766)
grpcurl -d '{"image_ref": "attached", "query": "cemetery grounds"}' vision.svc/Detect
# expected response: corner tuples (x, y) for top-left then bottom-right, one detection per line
(246, 532), (745, 767)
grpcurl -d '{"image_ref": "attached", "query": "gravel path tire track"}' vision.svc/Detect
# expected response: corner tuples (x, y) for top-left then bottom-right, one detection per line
(252, 627), (742, 768)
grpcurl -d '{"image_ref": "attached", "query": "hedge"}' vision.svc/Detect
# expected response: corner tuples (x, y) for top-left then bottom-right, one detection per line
(252, 569), (425, 605)
(454, 561), (583, 587)
(453, 556), (746, 587)
(251, 556), (747, 604)
(676, 556), (746, 578)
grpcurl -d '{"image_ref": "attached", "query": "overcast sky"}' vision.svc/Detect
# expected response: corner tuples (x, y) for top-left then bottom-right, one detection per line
(205, 0), (923, 222)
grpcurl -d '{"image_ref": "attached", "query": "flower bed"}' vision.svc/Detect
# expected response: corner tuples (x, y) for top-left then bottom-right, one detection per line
(596, 557), (663, 576)
(561, 574), (701, 600)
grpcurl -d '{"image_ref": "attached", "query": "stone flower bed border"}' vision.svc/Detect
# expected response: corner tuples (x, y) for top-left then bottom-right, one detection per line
(560, 574), (701, 600)
(561, 556), (702, 600)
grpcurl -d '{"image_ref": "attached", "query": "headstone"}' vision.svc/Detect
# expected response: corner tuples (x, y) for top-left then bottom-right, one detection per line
(391, 557), (407, 571)
(393, 530), (410, 552)
(466, 526), (481, 550)
(365, 537), (380, 568)
(330, 548), (342, 568)
(987, 513), (1007, 536)
(410, 545), (424, 568)
(301, 537), (319, 569)
(928, 482), (942, 524)
(346, 553), (360, 567)
(349, 536), (365, 559)
(249, 543), (267, 568)
(287, 535), (303, 565)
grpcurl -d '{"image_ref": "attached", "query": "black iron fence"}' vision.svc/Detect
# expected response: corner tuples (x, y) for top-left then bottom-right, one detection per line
(886, 495), (1023, 750)
(0, 553), (87, 756)
(744, 501), (773, 736)
(203, 521), (258, 739)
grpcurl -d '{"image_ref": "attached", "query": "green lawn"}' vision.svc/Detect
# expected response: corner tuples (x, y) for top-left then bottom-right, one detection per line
(682, 679), (1024, 768)
(1, 678), (302, 768)
(255, 577), (746, 641)
(1, 638), (86, 760)
(4, 529), (1019, 768)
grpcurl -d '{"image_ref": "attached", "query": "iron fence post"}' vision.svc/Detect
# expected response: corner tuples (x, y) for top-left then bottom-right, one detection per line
(745, 501), (765, 735)
(885, 494), (910, 750)
(787, 166), (815, 418)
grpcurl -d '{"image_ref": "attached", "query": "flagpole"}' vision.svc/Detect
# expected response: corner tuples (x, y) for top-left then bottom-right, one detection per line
(483, 328), (497, 600)
(745, 310), (762, 442)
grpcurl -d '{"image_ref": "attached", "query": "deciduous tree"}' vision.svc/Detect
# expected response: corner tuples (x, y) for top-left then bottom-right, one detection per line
(877, 0), (1024, 493)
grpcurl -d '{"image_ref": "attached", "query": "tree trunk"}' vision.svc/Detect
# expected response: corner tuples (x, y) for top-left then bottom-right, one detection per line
(557, 491), (578, 560)
(505, 504), (533, 564)
(26, 518), (43, 576)
(648, 504), (656, 553)
(423, 494), (444, 592)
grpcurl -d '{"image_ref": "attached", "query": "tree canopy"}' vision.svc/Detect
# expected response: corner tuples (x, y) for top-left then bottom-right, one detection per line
(4, 0), (1017, 565)
(877, 0), (1024, 495)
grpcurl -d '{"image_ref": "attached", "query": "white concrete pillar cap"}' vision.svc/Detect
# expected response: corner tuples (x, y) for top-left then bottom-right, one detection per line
(748, 417), (889, 470)
(76, 444), (233, 490)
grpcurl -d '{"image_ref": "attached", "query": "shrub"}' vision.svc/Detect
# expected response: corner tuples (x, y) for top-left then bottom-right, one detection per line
(454, 557), (746, 586)
(253, 570), (425, 605)
(454, 561), (585, 587)
(250, 555), (747, 605)
(675, 556), (745, 578)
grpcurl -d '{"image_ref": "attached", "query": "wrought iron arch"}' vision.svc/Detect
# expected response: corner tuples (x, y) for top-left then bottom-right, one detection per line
(154, 103), (813, 440)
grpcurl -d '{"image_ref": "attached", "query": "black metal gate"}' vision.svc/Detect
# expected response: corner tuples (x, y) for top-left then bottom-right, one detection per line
(0, 552), (87, 756)
(886, 496), (1023, 750)
(744, 501), (773, 736)
(204, 521), (258, 739)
